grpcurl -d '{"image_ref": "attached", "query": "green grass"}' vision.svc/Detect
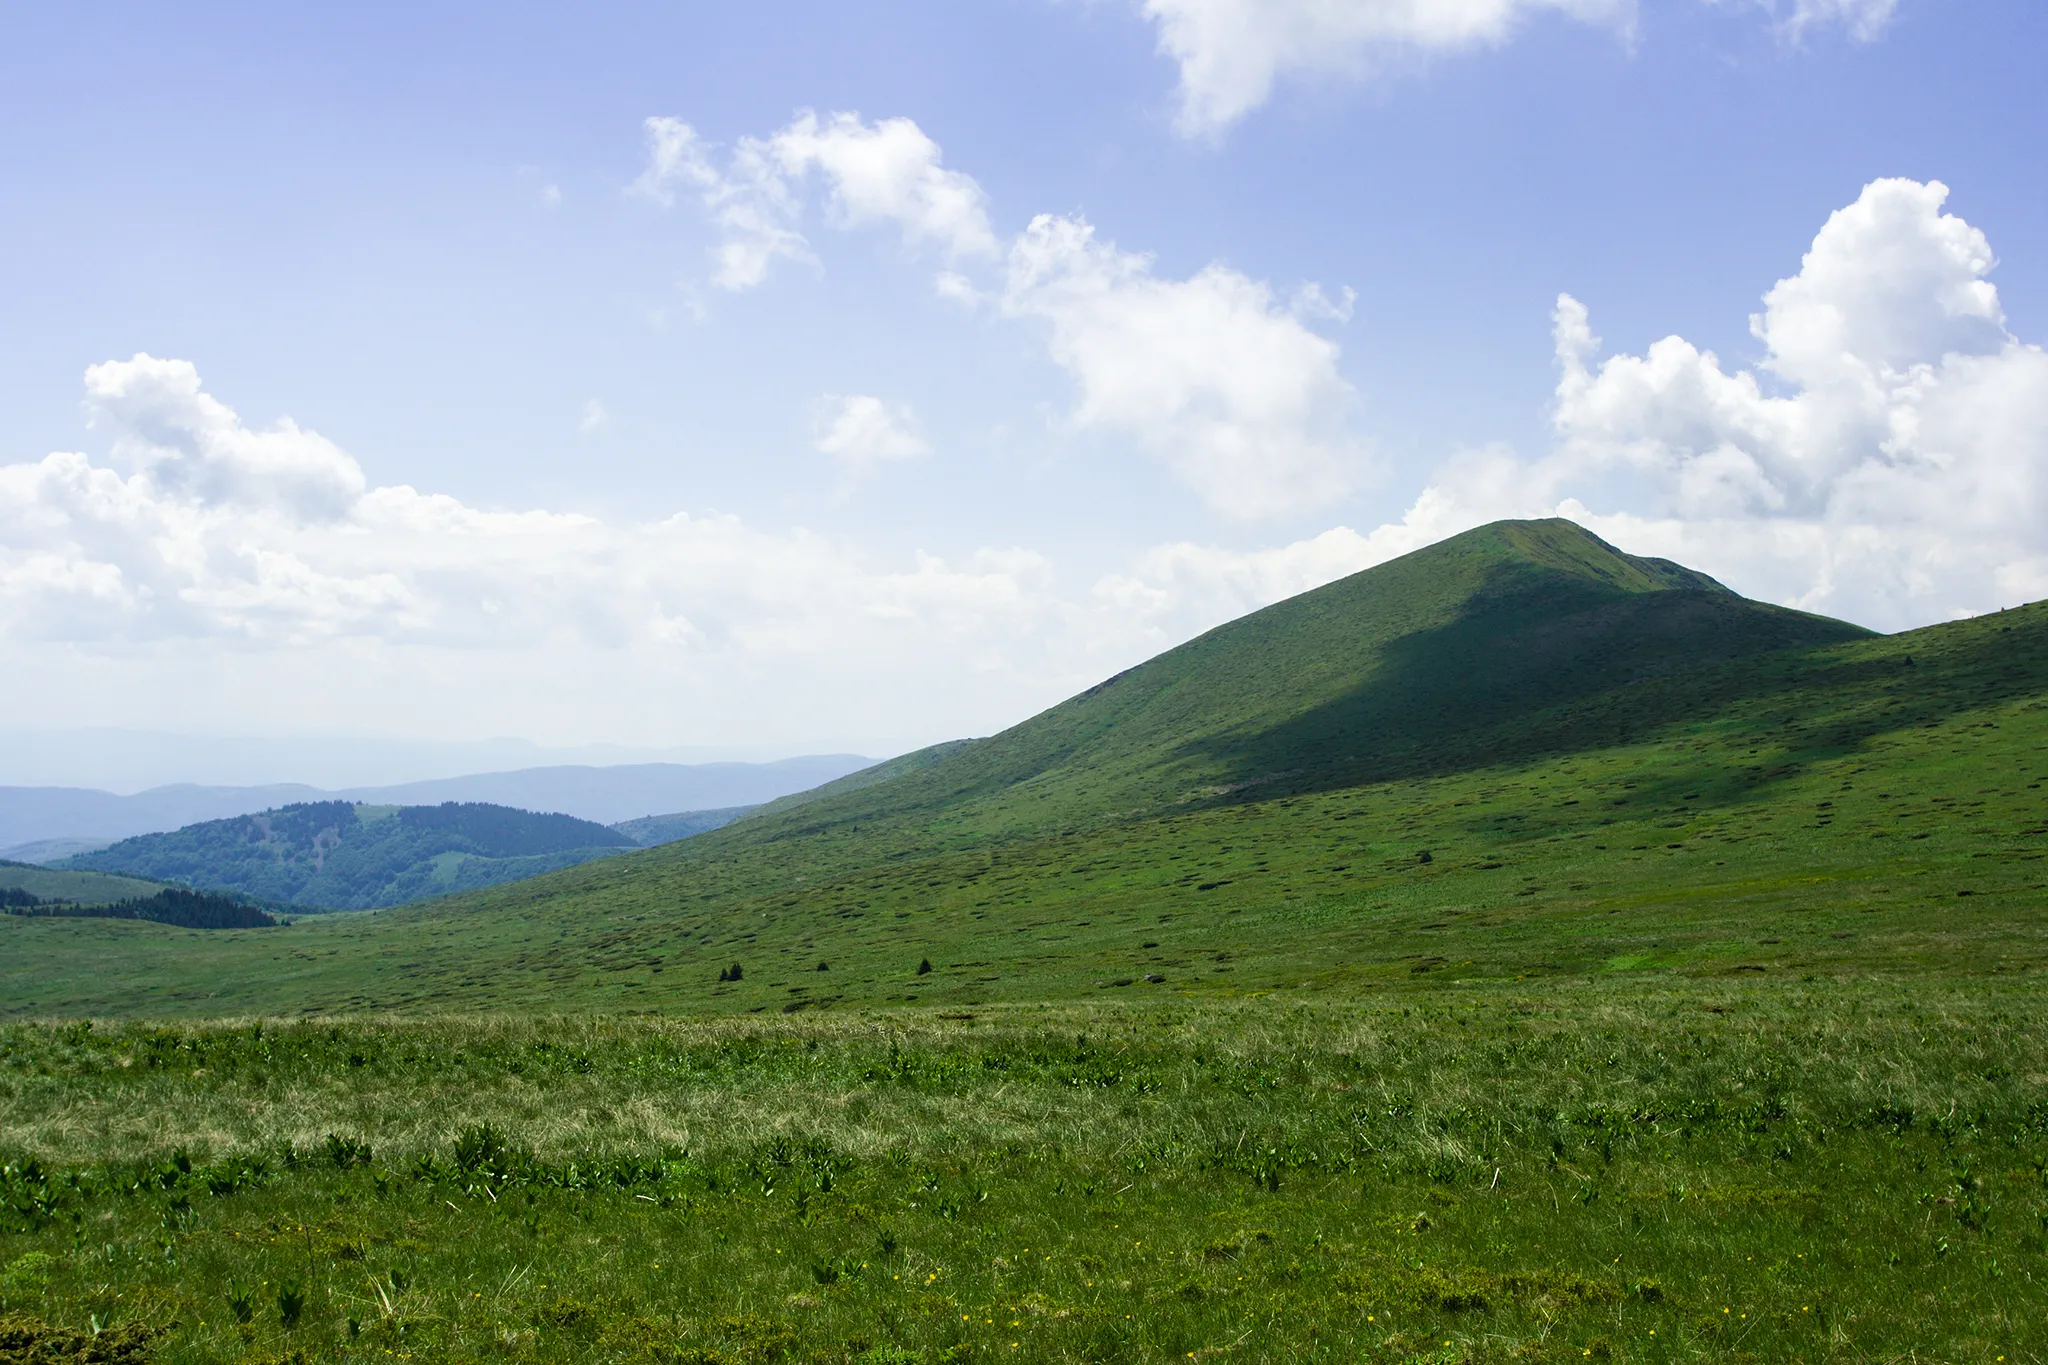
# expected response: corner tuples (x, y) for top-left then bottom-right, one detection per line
(3, 994), (2045, 1363)
(2, 519), (2045, 1361)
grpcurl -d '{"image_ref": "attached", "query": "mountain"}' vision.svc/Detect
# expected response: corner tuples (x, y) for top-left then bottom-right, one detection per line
(0, 754), (876, 855)
(723, 518), (1868, 838)
(8, 517), (2044, 1018)
(62, 802), (640, 911)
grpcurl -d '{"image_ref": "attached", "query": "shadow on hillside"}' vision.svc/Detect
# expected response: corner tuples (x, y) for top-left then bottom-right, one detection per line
(1181, 566), (2042, 805)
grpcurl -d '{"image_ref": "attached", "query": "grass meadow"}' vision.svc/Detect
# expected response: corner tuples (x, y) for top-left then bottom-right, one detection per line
(4, 990), (2045, 1364)
(4, 544), (2046, 1362)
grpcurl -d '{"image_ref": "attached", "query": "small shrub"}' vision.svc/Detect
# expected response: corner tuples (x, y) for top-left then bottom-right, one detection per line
(916, 959), (932, 976)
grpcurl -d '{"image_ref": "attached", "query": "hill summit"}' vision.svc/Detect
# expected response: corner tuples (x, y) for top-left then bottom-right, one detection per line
(732, 518), (1872, 841)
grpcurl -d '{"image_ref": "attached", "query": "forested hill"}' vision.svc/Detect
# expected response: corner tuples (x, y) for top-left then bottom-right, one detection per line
(64, 801), (638, 911)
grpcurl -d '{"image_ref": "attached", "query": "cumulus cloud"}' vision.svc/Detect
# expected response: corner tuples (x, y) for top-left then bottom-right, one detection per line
(0, 356), (1398, 745)
(999, 214), (1366, 518)
(1341, 178), (2048, 628)
(770, 112), (998, 260)
(0, 358), (1055, 655)
(639, 111), (1366, 519)
(815, 395), (931, 480)
(1138, 0), (1900, 135)
(20, 175), (2041, 755)
(1113, 178), (2048, 632)
(81, 355), (366, 520)
(633, 111), (995, 291)
(1139, 0), (1634, 135)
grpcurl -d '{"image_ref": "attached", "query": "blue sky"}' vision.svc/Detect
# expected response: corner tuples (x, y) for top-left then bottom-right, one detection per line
(2, 0), (2044, 781)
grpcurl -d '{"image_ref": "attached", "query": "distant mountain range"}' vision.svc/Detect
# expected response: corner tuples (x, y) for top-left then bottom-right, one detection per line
(0, 755), (874, 860)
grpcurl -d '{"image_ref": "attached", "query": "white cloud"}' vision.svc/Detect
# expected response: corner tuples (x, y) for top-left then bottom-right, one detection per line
(1291, 282), (1357, 323)
(0, 358), (1053, 656)
(1139, 0), (1635, 136)
(815, 395), (931, 479)
(81, 354), (366, 520)
(633, 111), (995, 292)
(0, 357), (1405, 748)
(768, 112), (998, 260)
(24, 177), (2043, 757)
(1138, 0), (1899, 136)
(627, 117), (717, 208)
(1000, 214), (1366, 518)
(1715, 0), (1898, 42)
(639, 111), (1367, 519)
(1348, 178), (2048, 629)
(579, 399), (609, 433)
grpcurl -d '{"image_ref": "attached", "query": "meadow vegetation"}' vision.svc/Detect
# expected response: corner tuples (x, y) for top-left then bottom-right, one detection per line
(2, 521), (2044, 1361)
(3, 994), (2045, 1364)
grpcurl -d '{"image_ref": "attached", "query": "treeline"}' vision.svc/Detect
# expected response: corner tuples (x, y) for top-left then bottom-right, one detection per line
(2, 886), (277, 930)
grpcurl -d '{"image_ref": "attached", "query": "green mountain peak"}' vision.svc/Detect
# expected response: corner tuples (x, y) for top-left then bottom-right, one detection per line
(716, 518), (1867, 850)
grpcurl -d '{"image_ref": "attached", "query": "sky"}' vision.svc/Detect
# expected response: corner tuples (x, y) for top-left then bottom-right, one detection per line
(2, 0), (2045, 784)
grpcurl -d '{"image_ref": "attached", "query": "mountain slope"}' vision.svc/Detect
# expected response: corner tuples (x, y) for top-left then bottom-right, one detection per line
(65, 802), (637, 911)
(709, 519), (1868, 846)
(12, 518), (2045, 1019)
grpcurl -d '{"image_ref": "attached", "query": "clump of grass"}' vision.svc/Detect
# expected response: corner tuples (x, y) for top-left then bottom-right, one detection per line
(275, 1277), (306, 1329)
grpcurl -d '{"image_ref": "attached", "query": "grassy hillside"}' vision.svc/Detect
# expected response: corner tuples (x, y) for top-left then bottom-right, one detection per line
(2, 519), (2036, 1018)
(2, 520), (2045, 1364)
(62, 801), (636, 912)
(0, 860), (163, 905)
